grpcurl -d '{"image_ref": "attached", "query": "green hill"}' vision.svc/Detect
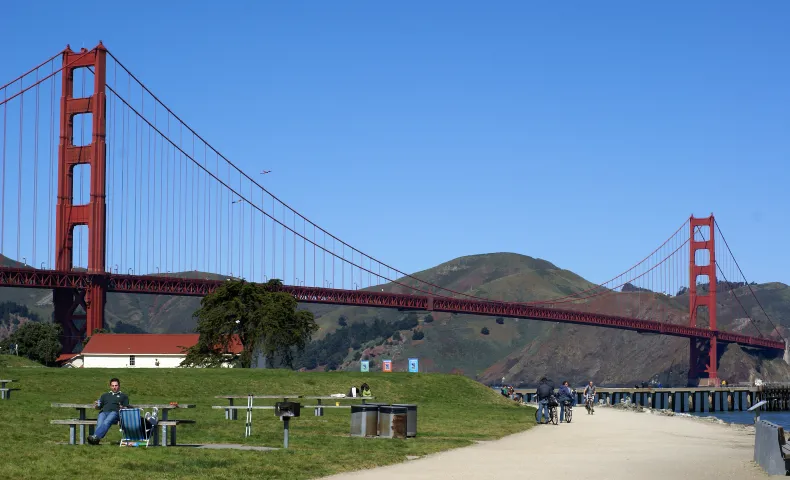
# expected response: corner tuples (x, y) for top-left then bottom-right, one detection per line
(0, 354), (45, 368)
(0, 367), (532, 479)
(1, 253), (788, 385)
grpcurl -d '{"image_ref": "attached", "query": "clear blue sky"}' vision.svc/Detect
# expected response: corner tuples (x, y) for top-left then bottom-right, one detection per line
(2, 1), (789, 285)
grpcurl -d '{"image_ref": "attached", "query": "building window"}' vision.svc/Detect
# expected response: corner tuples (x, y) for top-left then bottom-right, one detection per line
(129, 355), (135, 366)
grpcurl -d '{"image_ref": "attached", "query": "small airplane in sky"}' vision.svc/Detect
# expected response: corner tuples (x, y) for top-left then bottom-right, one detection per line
(261, 170), (271, 174)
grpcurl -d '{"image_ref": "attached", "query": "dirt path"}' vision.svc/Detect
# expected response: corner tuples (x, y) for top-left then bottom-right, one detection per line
(323, 406), (771, 479)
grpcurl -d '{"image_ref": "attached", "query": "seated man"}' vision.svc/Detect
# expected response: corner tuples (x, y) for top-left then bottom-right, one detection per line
(88, 377), (129, 445)
(87, 378), (160, 445)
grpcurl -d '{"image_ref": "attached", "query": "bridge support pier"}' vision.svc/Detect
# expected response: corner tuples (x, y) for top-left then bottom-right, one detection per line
(54, 44), (108, 352)
(689, 337), (719, 387)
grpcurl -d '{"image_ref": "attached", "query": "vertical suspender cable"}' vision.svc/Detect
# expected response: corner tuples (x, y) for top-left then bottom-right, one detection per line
(203, 143), (211, 272)
(241, 174), (245, 277)
(48, 62), (55, 268)
(147, 97), (153, 273)
(251, 181), (254, 280)
(228, 161), (232, 275)
(33, 68), (40, 267)
(165, 114), (170, 273)
(18, 78), (24, 262)
(1, 87), (6, 256)
(261, 189), (266, 281)
(178, 123), (183, 272)
(133, 86), (139, 273)
(216, 152), (220, 275)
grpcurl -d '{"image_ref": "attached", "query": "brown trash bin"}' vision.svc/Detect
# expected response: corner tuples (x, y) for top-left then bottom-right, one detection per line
(378, 405), (407, 439)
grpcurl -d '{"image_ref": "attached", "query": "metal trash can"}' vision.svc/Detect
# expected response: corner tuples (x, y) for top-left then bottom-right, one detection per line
(392, 403), (417, 437)
(350, 404), (380, 437)
(378, 405), (407, 439)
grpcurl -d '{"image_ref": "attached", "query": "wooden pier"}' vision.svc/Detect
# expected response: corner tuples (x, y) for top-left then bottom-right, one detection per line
(515, 383), (790, 413)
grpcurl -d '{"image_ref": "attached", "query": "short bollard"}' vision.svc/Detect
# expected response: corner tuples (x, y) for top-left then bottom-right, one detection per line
(275, 401), (300, 448)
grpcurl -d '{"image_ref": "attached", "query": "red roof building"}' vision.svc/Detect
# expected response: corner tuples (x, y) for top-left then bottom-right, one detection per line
(61, 333), (243, 368)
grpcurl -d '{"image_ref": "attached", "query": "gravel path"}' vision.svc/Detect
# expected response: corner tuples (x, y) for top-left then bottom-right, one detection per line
(322, 406), (771, 479)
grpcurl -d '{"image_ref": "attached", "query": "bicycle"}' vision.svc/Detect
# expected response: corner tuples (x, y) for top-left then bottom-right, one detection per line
(562, 400), (573, 423)
(534, 396), (559, 425)
(584, 394), (595, 414)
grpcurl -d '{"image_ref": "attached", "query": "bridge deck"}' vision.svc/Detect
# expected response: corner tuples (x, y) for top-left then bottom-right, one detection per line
(0, 266), (783, 351)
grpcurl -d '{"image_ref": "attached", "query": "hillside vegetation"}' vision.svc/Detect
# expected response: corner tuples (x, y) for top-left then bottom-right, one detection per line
(0, 367), (532, 479)
(1, 253), (788, 386)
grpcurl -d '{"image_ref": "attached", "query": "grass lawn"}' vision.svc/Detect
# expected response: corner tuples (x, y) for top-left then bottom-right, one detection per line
(0, 357), (535, 479)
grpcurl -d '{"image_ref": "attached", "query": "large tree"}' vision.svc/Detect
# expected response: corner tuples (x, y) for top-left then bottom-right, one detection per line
(0, 322), (62, 366)
(181, 279), (318, 368)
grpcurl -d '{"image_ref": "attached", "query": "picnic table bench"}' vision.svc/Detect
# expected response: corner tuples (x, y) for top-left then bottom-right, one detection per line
(50, 402), (196, 446)
(214, 394), (375, 419)
(0, 379), (16, 399)
(214, 395), (302, 420)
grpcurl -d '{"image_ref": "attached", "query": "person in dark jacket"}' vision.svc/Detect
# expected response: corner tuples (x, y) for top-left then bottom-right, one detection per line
(535, 377), (555, 424)
(87, 377), (129, 445)
(558, 380), (575, 422)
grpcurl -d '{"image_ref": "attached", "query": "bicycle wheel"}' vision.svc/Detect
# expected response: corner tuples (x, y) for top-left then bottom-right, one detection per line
(550, 406), (558, 425)
(565, 406), (572, 423)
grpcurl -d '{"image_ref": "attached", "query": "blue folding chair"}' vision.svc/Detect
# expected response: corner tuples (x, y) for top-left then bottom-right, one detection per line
(118, 408), (152, 447)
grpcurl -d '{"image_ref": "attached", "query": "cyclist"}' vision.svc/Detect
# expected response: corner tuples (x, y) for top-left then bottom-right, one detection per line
(535, 376), (555, 424)
(583, 380), (596, 413)
(557, 380), (574, 422)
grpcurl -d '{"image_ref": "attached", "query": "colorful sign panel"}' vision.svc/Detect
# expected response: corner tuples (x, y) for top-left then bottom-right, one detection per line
(360, 360), (369, 372)
(408, 358), (419, 373)
(382, 360), (392, 372)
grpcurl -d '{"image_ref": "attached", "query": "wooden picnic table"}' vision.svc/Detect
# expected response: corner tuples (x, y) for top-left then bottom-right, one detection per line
(51, 402), (196, 446)
(0, 379), (15, 400)
(214, 395), (301, 420)
(214, 394), (375, 420)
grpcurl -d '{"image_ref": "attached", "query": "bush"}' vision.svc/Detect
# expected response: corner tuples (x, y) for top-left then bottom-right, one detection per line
(495, 317), (504, 325)
(480, 327), (490, 335)
(338, 316), (348, 327)
(412, 330), (425, 341)
(424, 314), (434, 323)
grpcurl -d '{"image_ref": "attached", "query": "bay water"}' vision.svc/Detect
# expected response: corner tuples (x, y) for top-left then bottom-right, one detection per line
(690, 411), (790, 430)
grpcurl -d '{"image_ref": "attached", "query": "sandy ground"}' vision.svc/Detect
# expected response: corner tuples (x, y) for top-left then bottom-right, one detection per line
(323, 406), (774, 480)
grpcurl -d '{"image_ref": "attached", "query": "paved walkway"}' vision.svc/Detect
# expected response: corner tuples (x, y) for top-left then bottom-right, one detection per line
(324, 407), (771, 480)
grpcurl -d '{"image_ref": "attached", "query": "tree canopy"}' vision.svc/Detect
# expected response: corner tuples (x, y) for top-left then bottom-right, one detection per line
(181, 279), (318, 368)
(0, 321), (62, 366)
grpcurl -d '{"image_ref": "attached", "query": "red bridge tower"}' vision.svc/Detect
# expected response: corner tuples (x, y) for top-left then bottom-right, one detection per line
(54, 44), (108, 352)
(688, 215), (718, 386)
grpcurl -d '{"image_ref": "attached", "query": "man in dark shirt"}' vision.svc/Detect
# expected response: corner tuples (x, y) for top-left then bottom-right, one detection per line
(87, 377), (129, 445)
(535, 377), (555, 424)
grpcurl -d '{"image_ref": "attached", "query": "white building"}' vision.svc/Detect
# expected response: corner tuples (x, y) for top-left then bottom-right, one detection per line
(59, 333), (243, 368)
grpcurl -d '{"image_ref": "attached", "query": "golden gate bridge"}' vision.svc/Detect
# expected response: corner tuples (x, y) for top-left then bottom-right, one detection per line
(0, 43), (784, 387)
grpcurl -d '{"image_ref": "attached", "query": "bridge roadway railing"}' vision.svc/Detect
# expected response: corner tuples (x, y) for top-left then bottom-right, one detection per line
(0, 266), (784, 351)
(513, 386), (787, 413)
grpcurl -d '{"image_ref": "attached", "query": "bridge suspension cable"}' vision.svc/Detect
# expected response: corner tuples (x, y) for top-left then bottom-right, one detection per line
(714, 220), (785, 343)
